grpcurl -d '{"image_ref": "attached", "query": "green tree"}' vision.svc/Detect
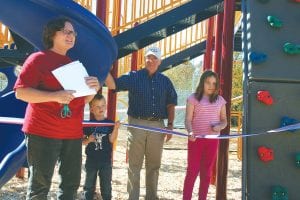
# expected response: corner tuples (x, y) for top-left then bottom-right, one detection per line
(231, 52), (243, 111)
(162, 52), (243, 112)
(163, 61), (195, 91)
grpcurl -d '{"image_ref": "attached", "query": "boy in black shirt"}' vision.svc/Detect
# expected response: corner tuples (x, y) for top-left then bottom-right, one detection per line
(82, 94), (120, 200)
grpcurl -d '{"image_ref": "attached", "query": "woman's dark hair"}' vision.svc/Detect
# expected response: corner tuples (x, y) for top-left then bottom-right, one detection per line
(43, 17), (72, 49)
(194, 70), (220, 103)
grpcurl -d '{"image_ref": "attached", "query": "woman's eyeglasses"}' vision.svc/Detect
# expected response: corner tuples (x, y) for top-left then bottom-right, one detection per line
(60, 29), (77, 37)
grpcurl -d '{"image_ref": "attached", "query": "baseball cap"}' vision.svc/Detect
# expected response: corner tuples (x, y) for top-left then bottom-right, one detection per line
(145, 46), (161, 60)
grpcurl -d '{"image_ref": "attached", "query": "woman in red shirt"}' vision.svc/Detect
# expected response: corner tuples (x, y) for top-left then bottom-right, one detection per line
(14, 17), (100, 199)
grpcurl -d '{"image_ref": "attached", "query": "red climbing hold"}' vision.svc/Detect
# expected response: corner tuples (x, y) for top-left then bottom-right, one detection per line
(258, 146), (274, 162)
(257, 90), (274, 105)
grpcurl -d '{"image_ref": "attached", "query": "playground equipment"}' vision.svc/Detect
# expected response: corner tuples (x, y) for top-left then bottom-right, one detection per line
(0, 92), (27, 188)
(0, 0), (242, 198)
(243, 0), (300, 199)
(0, 65), (27, 188)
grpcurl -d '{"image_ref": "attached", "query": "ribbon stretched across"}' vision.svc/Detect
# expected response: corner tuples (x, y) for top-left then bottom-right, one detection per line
(0, 117), (299, 139)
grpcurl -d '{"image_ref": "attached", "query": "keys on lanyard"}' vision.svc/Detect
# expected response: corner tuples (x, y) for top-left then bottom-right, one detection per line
(61, 104), (72, 118)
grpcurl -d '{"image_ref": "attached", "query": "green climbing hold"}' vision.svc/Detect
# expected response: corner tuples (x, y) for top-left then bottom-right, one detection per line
(258, 0), (270, 3)
(267, 15), (283, 28)
(272, 185), (288, 200)
(296, 153), (300, 168)
(283, 43), (300, 55)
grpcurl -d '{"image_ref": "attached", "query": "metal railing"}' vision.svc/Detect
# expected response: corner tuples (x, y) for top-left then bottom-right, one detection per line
(106, 0), (191, 35)
(117, 11), (242, 75)
(0, 22), (13, 47)
(74, 0), (92, 10)
(230, 111), (243, 161)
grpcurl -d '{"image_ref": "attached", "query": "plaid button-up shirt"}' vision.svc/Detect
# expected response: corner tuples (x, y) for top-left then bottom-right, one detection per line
(115, 68), (177, 119)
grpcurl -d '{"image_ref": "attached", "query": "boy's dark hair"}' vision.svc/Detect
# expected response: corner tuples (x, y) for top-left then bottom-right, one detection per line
(43, 17), (73, 49)
(194, 70), (220, 103)
(89, 93), (105, 106)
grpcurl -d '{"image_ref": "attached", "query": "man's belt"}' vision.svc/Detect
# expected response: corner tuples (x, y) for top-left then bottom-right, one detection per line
(135, 116), (163, 121)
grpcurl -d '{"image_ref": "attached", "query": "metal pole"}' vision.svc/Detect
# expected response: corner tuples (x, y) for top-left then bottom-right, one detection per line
(241, 0), (249, 199)
(213, 13), (224, 74)
(216, 0), (235, 199)
(203, 17), (215, 70)
(106, 0), (121, 121)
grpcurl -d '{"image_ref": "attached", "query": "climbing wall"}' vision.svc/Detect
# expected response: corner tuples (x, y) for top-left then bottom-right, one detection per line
(242, 0), (300, 199)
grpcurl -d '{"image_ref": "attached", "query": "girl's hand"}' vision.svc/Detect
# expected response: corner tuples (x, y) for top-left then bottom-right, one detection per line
(188, 132), (196, 142)
(212, 124), (222, 132)
(85, 76), (101, 92)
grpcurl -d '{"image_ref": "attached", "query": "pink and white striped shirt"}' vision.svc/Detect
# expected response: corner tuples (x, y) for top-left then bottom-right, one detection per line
(187, 94), (226, 135)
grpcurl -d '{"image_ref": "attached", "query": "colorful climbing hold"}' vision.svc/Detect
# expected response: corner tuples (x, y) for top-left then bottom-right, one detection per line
(249, 52), (267, 64)
(267, 15), (283, 28)
(258, 146), (274, 162)
(295, 153), (300, 168)
(257, 90), (273, 105)
(280, 116), (299, 132)
(272, 185), (288, 200)
(257, 0), (270, 3)
(283, 43), (300, 55)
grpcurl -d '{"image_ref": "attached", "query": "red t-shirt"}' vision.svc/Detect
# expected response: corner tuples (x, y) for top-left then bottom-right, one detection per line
(14, 50), (85, 139)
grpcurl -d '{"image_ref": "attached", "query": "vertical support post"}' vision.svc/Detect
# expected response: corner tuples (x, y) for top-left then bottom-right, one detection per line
(131, 22), (139, 71)
(125, 22), (139, 163)
(91, 0), (107, 120)
(106, 0), (121, 122)
(15, 167), (25, 179)
(203, 17), (215, 71)
(96, 0), (106, 25)
(216, 0), (235, 200)
(95, 0), (107, 96)
(213, 13), (224, 74)
(103, 0), (121, 163)
(107, 67), (118, 121)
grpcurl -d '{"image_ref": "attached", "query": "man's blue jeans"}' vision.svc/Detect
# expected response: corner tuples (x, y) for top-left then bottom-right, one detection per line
(25, 134), (82, 200)
(83, 164), (112, 200)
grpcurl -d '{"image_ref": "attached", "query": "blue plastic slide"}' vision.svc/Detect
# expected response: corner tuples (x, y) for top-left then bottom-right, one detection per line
(0, 0), (118, 188)
(0, 0), (117, 83)
(0, 92), (27, 188)
(0, 66), (27, 189)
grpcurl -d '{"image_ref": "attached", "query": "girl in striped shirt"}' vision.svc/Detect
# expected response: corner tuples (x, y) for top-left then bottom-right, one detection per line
(183, 70), (227, 200)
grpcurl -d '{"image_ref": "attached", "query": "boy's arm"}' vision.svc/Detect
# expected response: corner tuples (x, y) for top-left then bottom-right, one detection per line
(109, 121), (120, 143)
(82, 135), (95, 145)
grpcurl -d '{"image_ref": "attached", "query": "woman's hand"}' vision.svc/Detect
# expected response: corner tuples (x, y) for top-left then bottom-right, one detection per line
(83, 76), (101, 103)
(85, 76), (101, 92)
(54, 90), (75, 104)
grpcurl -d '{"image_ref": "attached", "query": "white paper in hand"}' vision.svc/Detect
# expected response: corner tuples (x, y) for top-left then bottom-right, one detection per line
(52, 61), (96, 98)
